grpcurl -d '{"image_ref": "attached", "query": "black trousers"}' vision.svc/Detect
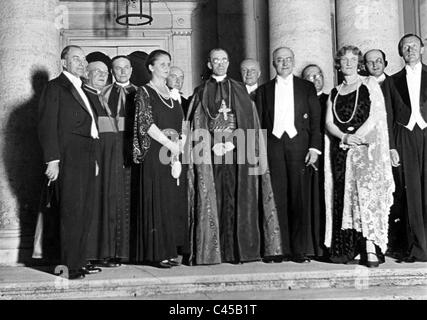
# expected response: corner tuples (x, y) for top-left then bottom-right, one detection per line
(393, 124), (427, 261)
(57, 136), (98, 271)
(267, 130), (320, 257)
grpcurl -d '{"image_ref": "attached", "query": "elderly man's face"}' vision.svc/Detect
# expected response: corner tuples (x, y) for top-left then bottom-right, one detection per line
(87, 61), (108, 90)
(208, 50), (229, 76)
(365, 50), (386, 78)
(167, 67), (184, 91)
(240, 60), (261, 86)
(62, 47), (87, 78)
(273, 48), (294, 79)
(303, 66), (324, 93)
(401, 36), (424, 65)
(112, 58), (132, 84)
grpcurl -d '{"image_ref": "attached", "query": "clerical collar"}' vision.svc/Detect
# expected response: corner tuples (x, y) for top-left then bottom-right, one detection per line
(211, 74), (227, 82)
(405, 62), (422, 74)
(115, 81), (130, 87)
(373, 73), (386, 84)
(63, 70), (82, 86)
(317, 90), (323, 96)
(246, 83), (258, 94)
(276, 74), (293, 85)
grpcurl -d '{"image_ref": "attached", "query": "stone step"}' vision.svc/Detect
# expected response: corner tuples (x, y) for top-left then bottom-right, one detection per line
(1, 260), (426, 299)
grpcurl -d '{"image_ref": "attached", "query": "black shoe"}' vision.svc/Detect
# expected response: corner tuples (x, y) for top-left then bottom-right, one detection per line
(68, 270), (85, 280)
(156, 260), (172, 268)
(366, 260), (379, 268)
(168, 259), (180, 267)
(345, 259), (361, 265)
(366, 252), (380, 268)
(292, 255), (311, 263)
(402, 256), (416, 263)
(81, 265), (102, 274)
(263, 256), (283, 263)
(99, 258), (121, 268)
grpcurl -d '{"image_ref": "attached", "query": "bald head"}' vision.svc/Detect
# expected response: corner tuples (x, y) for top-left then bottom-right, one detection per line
(240, 59), (261, 86)
(364, 49), (387, 78)
(87, 61), (108, 90)
(167, 66), (185, 91)
(272, 47), (295, 78)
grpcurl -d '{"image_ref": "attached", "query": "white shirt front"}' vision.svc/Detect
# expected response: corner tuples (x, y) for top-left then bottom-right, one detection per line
(246, 83), (258, 94)
(273, 74), (297, 139)
(63, 71), (99, 139)
(405, 62), (427, 130)
(374, 73), (386, 85)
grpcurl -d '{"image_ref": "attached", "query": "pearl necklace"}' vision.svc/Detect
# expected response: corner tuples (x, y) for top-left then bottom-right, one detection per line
(148, 81), (174, 109)
(332, 78), (361, 124)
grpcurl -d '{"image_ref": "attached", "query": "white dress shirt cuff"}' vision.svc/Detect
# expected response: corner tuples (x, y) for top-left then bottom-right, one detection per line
(309, 148), (322, 155)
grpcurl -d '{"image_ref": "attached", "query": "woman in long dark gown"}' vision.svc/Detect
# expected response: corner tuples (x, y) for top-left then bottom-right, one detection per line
(132, 50), (188, 268)
(324, 46), (394, 267)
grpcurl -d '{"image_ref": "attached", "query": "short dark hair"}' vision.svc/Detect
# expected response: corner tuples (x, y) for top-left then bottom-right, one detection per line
(145, 49), (171, 75)
(334, 45), (364, 71)
(363, 49), (388, 67)
(398, 33), (424, 56)
(301, 64), (323, 79)
(208, 48), (229, 62)
(60, 45), (82, 60)
(111, 55), (132, 67)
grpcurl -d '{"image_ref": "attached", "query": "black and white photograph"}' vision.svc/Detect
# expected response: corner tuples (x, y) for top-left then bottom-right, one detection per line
(0, 0), (427, 308)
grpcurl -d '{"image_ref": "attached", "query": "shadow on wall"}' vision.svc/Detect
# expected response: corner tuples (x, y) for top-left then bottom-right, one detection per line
(3, 69), (49, 265)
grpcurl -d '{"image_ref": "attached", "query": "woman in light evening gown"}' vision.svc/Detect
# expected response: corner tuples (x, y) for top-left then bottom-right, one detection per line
(324, 45), (394, 267)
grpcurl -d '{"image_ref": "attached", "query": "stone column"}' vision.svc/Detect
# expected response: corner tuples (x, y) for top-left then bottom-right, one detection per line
(420, 0), (427, 62)
(217, 0), (269, 83)
(268, 0), (335, 92)
(336, 0), (403, 75)
(0, 0), (60, 265)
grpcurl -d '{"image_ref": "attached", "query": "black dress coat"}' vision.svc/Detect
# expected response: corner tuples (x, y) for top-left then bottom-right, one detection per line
(38, 73), (99, 271)
(382, 65), (427, 260)
(256, 76), (322, 257)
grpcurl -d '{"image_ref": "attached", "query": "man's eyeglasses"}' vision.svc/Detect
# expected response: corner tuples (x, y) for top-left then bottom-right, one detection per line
(366, 58), (384, 67)
(306, 74), (323, 81)
(92, 69), (109, 77)
(211, 58), (229, 65)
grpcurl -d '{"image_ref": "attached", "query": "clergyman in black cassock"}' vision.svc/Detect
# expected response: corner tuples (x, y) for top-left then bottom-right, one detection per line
(86, 56), (137, 265)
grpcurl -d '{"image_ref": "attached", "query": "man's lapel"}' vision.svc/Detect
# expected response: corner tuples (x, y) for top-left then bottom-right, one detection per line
(266, 79), (275, 126)
(293, 76), (303, 119)
(420, 64), (427, 106)
(58, 73), (91, 115)
(394, 68), (411, 108)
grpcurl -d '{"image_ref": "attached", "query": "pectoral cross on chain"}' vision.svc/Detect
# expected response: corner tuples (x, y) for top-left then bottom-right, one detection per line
(218, 99), (231, 120)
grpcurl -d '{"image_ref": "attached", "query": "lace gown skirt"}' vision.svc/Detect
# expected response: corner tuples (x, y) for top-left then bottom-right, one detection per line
(328, 85), (371, 263)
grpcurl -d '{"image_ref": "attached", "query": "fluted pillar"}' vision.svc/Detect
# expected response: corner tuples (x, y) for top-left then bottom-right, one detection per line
(420, 0), (427, 62)
(217, 0), (269, 83)
(0, 0), (61, 264)
(268, 0), (334, 92)
(336, 0), (403, 75)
